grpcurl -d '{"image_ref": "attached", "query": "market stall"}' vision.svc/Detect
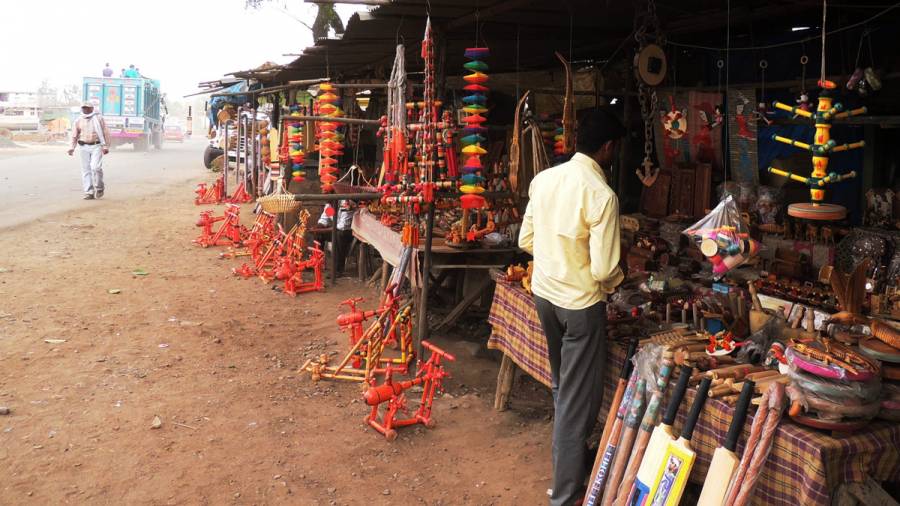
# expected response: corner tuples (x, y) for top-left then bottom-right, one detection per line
(488, 275), (900, 504)
(185, 0), (900, 503)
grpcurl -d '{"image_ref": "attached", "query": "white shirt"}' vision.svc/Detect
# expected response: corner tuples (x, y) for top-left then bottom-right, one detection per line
(518, 152), (624, 310)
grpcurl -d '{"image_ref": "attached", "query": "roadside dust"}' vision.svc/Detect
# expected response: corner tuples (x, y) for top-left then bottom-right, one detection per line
(0, 182), (551, 504)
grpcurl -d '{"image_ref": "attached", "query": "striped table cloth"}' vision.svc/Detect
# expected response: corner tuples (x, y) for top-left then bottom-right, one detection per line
(487, 277), (900, 505)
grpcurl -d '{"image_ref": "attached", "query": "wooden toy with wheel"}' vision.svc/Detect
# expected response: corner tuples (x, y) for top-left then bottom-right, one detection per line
(767, 80), (866, 220)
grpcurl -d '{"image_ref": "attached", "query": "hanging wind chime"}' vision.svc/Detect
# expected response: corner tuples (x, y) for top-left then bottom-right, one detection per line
(317, 83), (345, 193)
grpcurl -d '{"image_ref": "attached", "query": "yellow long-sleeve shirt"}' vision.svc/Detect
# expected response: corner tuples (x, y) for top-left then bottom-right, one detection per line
(518, 152), (624, 310)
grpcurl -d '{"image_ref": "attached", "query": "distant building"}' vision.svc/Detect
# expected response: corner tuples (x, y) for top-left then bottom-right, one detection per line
(0, 91), (40, 131)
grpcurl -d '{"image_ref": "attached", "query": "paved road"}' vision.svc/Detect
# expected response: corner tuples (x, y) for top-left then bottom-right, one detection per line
(0, 139), (208, 229)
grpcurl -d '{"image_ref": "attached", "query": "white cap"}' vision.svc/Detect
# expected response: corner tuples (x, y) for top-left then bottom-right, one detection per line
(81, 101), (94, 108)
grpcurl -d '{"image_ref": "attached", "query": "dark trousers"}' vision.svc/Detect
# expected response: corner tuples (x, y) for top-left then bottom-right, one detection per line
(534, 295), (608, 506)
(334, 229), (353, 275)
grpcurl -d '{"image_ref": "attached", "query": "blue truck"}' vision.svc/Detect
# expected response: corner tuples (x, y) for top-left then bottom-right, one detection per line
(82, 76), (165, 150)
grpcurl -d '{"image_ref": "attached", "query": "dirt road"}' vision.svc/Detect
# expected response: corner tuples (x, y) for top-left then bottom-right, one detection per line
(0, 147), (551, 505)
(0, 140), (206, 228)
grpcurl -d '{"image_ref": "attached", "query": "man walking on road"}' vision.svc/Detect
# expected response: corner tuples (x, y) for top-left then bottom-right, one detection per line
(68, 102), (110, 200)
(518, 108), (625, 506)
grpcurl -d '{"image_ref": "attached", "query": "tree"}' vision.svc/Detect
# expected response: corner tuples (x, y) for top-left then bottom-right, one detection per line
(244, 0), (344, 40)
(61, 85), (80, 107)
(311, 4), (344, 40)
(36, 79), (59, 109)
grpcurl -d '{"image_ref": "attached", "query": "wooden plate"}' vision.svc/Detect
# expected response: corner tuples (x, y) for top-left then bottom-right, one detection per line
(787, 202), (847, 221)
(860, 337), (900, 364)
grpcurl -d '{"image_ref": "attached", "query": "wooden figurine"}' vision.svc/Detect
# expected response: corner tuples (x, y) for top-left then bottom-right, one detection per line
(806, 223), (819, 244)
(820, 225), (834, 245)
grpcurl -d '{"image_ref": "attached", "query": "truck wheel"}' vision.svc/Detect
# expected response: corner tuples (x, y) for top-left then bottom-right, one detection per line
(204, 145), (224, 169)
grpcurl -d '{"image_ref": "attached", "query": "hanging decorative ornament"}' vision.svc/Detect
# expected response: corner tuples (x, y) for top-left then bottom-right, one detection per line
(553, 124), (566, 157)
(768, 80), (865, 220)
(286, 106), (305, 183)
(662, 95), (688, 139)
(795, 55), (812, 118)
(459, 46), (490, 211)
(317, 83), (344, 193)
(555, 52), (575, 154)
(259, 120), (271, 166)
(767, 3), (867, 221)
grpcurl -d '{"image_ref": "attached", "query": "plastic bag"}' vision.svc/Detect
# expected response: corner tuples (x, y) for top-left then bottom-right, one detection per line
(717, 181), (757, 213)
(682, 195), (761, 279)
(786, 366), (881, 402)
(632, 343), (665, 395)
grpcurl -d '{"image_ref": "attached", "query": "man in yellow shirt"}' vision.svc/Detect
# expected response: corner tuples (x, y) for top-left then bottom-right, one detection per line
(519, 108), (625, 505)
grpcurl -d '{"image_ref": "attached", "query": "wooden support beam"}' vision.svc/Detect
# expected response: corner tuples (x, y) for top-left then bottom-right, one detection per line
(844, 477), (900, 506)
(278, 115), (382, 127)
(435, 277), (493, 331)
(446, 0), (539, 30)
(255, 79), (331, 95)
(330, 199), (338, 285)
(357, 241), (368, 282)
(304, 0), (392, 5)
(494, 354), (518, 411)
(415, 204), (436, 360)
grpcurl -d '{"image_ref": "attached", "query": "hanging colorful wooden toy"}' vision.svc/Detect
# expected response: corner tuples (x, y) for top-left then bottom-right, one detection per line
(459, 46), (490, 211)
(768, 80), (866, 220)
(286, 106), (305, 183)
(317, 83), (345, 193)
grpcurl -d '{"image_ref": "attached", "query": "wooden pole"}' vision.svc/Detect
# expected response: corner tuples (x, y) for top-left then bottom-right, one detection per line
(290, 191), (515, 202)
(280, 115), (381, 127)
(250, 106), (258, 196)
(617, 51), (635, 198)
(330, 198), (338, 285)
(415, 203), (436, 360)
(494, 354), (517, 411)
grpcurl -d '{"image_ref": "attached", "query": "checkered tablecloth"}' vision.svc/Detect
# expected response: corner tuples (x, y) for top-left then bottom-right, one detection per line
(487, 277), (900, 505)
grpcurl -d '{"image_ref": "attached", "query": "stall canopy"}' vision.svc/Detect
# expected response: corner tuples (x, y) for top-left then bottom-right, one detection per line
(274, 0), (900, 84)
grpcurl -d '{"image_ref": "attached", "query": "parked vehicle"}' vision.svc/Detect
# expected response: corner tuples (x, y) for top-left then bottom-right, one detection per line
(82, 76), (164, 151)
(164, 124), (185, 142)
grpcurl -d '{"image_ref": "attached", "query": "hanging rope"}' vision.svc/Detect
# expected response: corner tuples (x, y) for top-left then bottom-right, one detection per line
(515, 23), (520, 102)
(820, 0), (828, 83)
(387, 44), (406, 142)
(724, 0), (731, 183)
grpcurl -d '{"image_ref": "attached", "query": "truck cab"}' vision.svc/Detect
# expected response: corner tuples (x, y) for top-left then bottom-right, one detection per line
(82, 76), (163, 151)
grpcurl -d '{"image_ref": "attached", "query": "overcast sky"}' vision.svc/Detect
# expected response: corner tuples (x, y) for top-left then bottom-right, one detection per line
(0, 0), (363, 100)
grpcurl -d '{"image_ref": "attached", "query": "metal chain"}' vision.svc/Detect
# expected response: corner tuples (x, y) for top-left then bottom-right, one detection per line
(635, 0), (660, 168)
(637, 82), (658, 163)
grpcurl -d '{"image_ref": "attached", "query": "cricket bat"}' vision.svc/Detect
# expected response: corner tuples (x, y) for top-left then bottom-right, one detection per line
(585, 376), (646, 506)
(696, 379), (756, 506)
(587, 339), (639, 490)
(628, 364), (692, 506)
(643, 377), (713, 506)
(609, 358), (675, 506)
